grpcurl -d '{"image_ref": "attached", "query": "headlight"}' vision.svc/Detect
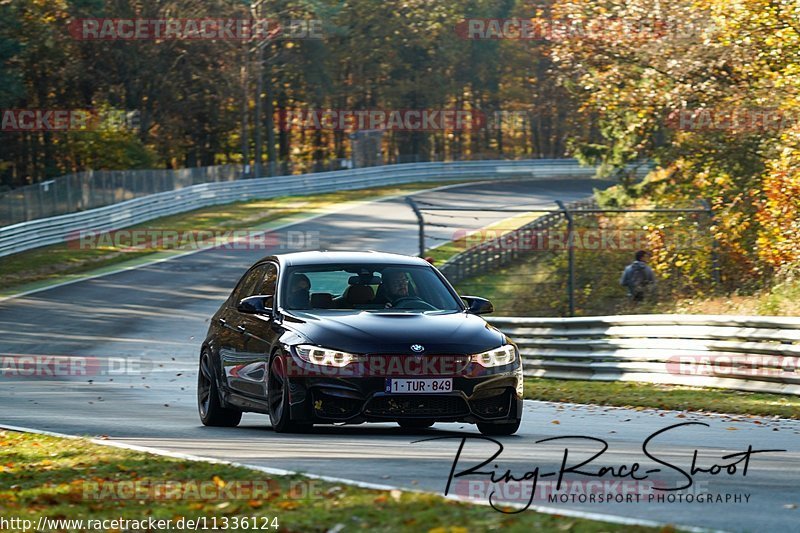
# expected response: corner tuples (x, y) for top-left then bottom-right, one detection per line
(471, 344), (516, 367)
(295, 345), (362, 367)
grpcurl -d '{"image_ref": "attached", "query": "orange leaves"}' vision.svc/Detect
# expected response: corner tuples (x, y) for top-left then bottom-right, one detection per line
(754, 131), (800, 269)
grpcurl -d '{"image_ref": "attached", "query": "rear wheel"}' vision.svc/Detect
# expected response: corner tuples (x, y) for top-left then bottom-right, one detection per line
(397, 419), (435, 429)
(268, 353), (310, 433)
(198, 350), (242, 427)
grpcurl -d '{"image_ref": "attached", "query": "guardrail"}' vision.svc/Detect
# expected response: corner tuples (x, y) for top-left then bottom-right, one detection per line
(0, 159), (602, 258)
(0, 164), (245, 227)
(488, 315), (800, 396)
(438, 198), (597, 284)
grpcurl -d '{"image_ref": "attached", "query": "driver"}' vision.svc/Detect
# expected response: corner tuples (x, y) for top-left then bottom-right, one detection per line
(376, 269), (410, 307)
(286, 273), (311, 308)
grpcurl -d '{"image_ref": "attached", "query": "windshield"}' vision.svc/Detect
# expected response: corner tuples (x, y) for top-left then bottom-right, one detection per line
(281, 264), (463, 312)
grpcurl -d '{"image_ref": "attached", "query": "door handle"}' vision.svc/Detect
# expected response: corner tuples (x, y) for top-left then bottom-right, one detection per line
(236, 325), (247, 332)
(218, 318), (227, 326)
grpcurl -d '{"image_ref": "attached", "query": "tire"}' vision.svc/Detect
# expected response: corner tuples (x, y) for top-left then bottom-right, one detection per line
(268, 353), (310, 433)
(477, 417), (521, 436)
(198, 350), (242, 427)
(397, 419), (435, 429)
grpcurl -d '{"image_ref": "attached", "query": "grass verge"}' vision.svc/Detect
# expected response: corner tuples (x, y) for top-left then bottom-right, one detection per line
(0, 180), (458, 295)
(524, 377), (800, 419)
(0, 430), (660, 532)
(657, 278), (800, 316)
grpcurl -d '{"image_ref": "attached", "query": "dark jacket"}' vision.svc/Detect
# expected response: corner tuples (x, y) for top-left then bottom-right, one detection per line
(620, 260), (656, 297)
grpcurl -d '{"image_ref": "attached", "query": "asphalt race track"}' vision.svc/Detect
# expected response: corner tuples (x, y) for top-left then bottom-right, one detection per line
(1, 178), (798, 532)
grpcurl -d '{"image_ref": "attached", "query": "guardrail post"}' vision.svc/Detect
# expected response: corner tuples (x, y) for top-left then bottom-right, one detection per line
(405, 197), (425, 257)
(104, 173), (111, 205)
(37, 185), (45, 219)
(65, 178), (73, 214)
(556, 200), (575, 317)
(23, 190), (30, 221)
(700, 199), (721, 285)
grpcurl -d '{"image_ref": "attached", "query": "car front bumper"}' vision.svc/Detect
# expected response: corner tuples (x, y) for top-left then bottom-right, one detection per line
(282, 353), (524, 424)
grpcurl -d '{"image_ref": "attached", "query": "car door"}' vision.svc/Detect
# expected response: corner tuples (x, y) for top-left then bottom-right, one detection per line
(236, 262), (282, 401)
(239, 263), (280, 402)
(218, 264), (271, 399)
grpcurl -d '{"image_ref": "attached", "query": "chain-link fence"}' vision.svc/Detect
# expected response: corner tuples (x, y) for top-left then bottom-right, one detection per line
(435, 199), (597, 284)
(0, 165), (244, 227)
(416, 200), (718, 317)
(349, 129), (384, 168)
(519, 207), (716, 317)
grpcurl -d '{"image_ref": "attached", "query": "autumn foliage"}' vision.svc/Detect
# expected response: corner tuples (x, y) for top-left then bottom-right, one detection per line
(551, 0), (800, 281)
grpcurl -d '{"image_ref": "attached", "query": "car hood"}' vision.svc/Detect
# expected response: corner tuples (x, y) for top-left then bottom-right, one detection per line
(283, 310), (506, 355)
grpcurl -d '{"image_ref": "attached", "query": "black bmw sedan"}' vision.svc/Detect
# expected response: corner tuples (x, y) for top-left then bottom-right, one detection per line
(198, 251), (523, 435)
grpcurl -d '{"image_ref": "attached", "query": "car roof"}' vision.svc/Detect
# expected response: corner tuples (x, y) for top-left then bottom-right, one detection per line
(262, 251), (431, 268)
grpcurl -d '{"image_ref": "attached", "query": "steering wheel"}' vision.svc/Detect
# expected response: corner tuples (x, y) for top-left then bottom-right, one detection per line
(390, 296), (436, 310)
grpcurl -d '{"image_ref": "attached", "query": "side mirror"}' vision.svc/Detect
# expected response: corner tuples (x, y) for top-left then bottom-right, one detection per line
(462, 296), (494, 315)
(238, 295), (273, 316)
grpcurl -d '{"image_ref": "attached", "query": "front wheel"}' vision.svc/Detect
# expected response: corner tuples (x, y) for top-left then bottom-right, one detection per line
(198, 350), (242, 427)
(477, 417), (521, 436)
(268, 353), (310, 433)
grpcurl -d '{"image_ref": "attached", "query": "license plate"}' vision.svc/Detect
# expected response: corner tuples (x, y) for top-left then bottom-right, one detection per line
(385, 378), (453, 394)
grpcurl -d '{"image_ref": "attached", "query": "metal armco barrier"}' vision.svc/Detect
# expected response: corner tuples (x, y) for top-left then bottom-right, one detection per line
(489, 315), (800, 396)
(0, 159), (600, 258)
(438, 198), (597, 284)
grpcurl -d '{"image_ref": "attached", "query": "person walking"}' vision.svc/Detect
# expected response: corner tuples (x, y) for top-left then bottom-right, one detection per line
(620, 250), (656, 303)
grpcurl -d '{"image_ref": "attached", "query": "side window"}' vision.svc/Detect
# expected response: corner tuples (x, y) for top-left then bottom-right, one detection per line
(232, 265), (267, 303)
(256, 263), (278, 296)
